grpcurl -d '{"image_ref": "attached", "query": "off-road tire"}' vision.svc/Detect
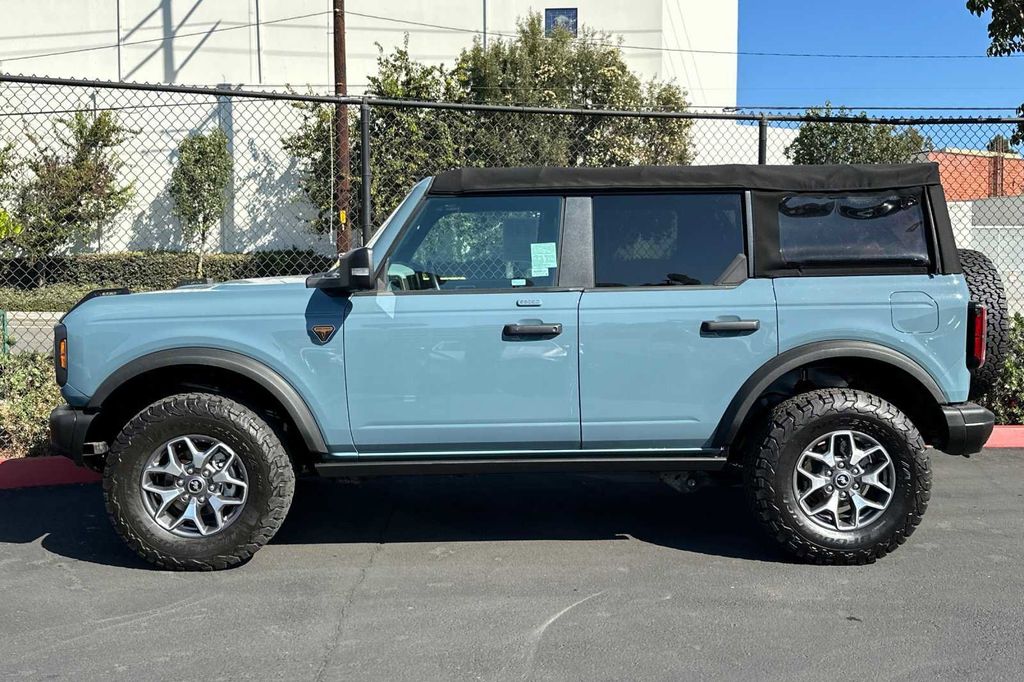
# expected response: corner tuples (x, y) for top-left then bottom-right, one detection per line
(958, 248), (1009, 399)
(746, 388), (930, 565)
(103, 393), (295, 570)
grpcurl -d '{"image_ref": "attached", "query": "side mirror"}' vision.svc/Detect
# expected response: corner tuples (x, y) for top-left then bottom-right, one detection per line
(305, 247), (374, 293)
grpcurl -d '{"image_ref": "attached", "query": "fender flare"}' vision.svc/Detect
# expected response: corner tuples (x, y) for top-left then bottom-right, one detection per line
(89, 348), (328, 454)
(711, 340), (948, 448)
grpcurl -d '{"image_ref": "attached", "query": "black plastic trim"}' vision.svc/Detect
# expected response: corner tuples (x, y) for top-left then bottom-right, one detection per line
(558, 196), (595, 288)
(59, 287), (130, 322)
(712, 340), (948, 447)
(939, 402), (994, 456)
(49, 405), (97, 465)
(88, 348), (329, 454)
(315, 453), (727, 476)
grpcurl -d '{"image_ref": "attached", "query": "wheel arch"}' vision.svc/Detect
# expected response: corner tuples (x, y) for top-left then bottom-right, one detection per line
(713, 341), (948, 452)
(87, 348), (328, 455)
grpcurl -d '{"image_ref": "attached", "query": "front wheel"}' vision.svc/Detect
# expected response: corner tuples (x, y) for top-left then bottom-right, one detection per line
(746, 388), (931, 564)
(103, 393), (295, 570)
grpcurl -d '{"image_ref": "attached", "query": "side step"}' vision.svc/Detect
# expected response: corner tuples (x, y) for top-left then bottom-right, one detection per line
(314, 453), (727, 477)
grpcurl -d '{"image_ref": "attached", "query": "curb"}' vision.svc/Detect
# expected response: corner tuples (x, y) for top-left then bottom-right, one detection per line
(0, 456), (100, 490)
(2, 428), (1024, 491)
(984, 425), (1024, 449)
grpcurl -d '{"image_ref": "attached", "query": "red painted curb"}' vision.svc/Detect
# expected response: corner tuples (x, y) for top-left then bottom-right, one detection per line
(985, 425), (1024, 449)
(0, 456), (101, 490)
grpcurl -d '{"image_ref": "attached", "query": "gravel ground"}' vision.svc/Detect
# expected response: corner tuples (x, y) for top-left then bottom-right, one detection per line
(0, 449), (1021, 681)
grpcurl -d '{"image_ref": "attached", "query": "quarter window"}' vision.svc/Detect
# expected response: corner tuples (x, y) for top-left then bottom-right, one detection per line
(592, 194), (745, 287)
(386, 196), (562, 291)
(777, 191), (929, 267)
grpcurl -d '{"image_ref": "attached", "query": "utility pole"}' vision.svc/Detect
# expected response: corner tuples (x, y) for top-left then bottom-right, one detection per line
(333, 0), (351, 253)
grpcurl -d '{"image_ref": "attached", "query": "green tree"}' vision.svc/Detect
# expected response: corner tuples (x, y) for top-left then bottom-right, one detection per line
(169, 129), (233, 278)
(13, 111), (134, 283)
(0, 144), (21, 244)
(967, 1), (1024, 143)
(968, 0), (1024, 56)
(786, 104), (930, 165)
(283, 13), (693, 240)
(453, 15), (692, 169)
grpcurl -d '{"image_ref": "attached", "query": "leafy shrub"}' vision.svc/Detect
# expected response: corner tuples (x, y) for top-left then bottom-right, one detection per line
(0, 284), (96, 312)
(982, 313), (1024, 425)
(12, 111), (134, 281)
(0, 352), (61, 457)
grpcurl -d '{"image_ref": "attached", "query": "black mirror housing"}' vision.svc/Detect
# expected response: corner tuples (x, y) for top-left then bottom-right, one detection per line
(306, 247), (374, 293)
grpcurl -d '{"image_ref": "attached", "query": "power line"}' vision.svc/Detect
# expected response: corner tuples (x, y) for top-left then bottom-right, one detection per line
(344, 11), (1019, 60)
(0, 10), (330, 63)
(3, 8), (1015, 65)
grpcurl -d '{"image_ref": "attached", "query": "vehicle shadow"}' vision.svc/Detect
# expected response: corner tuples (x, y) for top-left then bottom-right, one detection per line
(0, 473), (788, 569)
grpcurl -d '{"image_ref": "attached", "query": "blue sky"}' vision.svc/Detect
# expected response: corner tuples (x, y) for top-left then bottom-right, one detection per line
(737, 0), (1024, 115)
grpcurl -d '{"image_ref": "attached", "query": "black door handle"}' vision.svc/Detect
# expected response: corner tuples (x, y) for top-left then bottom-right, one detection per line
(503, 323), (563, 337)
(701, 319), (760, 333)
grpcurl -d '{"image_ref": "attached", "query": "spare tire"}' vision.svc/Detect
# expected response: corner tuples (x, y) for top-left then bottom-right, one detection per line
(958, 249), (1010, 399)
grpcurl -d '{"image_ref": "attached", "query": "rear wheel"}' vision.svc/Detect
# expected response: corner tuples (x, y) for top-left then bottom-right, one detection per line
(103, 393), (295, 570)
(746, 388), (930, 564)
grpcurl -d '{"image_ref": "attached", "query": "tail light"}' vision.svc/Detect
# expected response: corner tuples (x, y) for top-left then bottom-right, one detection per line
(967, 302), (987, 369)
(54, 323), (68, 386)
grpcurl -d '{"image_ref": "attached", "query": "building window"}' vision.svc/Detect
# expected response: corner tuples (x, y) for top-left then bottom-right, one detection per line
(545, 9), (578, 37)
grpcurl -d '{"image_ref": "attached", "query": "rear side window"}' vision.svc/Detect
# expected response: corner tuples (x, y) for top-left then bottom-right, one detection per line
(777, 191), (929, 267)
(592, 194), (744, 287)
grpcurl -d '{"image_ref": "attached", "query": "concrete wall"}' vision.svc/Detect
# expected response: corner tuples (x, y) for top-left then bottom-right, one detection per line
(949, 197), (1024, 315)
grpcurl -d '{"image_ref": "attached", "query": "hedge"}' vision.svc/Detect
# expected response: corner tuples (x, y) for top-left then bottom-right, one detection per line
(0, 250), (334, 291)
(0, 284), (98, 312)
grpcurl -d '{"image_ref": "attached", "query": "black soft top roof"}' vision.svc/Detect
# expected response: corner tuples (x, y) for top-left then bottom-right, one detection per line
(429, 163), (940, 195)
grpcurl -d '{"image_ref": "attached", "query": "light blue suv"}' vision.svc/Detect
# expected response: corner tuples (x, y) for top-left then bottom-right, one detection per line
(50, 163), (1006, 569)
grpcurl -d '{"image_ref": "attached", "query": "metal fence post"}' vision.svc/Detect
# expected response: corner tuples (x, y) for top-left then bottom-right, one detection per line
(360, 98), (372, 246)
(1, 310), (8, 358)
(758, 114), (768, 165)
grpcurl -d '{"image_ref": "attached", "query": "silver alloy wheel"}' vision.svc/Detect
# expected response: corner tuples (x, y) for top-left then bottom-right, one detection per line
(140, 435), (249, 538)
(792, 430), (896, 531)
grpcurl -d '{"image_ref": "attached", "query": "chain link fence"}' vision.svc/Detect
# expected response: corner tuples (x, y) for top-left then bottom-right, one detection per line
(1, 74), (1023, 354)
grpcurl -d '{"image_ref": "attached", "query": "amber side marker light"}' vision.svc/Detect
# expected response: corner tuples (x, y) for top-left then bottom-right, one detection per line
(54, 323), (68, 386)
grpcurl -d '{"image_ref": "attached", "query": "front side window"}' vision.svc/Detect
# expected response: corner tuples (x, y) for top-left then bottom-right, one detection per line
(778, 191), (929, 267)
(385, 195), (562, 291)
(593, 194), (745, 287)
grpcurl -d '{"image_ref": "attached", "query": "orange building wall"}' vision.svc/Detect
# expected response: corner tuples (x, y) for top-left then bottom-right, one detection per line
(928, 151), (1024, 201)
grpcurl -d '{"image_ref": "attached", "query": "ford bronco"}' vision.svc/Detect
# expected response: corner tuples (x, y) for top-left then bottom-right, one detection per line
(50, 163), (1006, 569)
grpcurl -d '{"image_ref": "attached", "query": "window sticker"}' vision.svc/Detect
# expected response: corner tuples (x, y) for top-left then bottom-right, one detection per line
(531, 242), (558, 271)
(531, 266), (549, 278)
(511, 278), (527, 287)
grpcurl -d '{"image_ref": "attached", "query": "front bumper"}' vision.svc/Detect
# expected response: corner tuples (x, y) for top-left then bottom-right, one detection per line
(940, 402), (994, 456)
(49, 405), (98, 465)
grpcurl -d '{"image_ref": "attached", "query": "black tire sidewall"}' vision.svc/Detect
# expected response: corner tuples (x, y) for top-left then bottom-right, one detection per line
(770, 407), (923, 552)
(107, 402), (280, 563)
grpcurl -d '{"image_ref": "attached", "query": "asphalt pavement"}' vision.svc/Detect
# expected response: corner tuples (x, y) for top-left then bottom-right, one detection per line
(1, 449), (1022, 680)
